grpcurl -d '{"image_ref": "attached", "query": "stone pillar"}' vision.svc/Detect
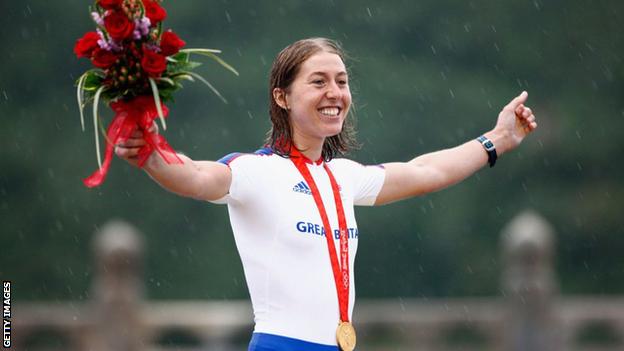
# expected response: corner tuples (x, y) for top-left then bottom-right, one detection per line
(90, 220), (145, 351)
(501, 210), (560, 351)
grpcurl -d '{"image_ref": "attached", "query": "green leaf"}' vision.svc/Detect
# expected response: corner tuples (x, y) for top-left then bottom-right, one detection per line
(157, 79), (184, 102)
(171, 73), (195, 82)
(97, 111), (113, 147)
(157, 77), (176, 86)
(179, 48), (222, 54)
(169, 52), (190, 63)
(76, 72), (90, 131)
(156, 21), (163, 40)
(82, 71), (104, 91)
(182, 71), (228, 104)
(180, 49), (239, 76)
(148, 77), (167, 130)
(137, 0), (145, 17)
(92, 85), (107, 169)
(167, 59), (202, 74)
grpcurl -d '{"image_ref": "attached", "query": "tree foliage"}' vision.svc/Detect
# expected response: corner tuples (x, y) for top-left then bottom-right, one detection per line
(1, 0), (622, 300)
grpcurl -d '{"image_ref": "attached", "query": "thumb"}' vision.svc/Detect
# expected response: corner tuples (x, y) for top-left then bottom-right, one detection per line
(504, 91), (528, 110)
(148, 121), (159, 134)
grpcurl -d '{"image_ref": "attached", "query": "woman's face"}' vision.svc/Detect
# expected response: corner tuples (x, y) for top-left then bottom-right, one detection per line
(283, 51), (352, 145)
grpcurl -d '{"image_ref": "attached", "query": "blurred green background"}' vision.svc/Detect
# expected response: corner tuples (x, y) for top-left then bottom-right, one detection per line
(1, 0), (622, 302)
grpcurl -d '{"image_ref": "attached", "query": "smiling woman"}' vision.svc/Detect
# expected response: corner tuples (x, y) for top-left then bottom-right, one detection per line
(114, 37), (538, 351)
(267, 38), (358, 162)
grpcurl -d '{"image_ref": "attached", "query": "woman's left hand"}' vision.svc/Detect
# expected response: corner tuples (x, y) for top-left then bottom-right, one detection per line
(492, 91), (538, 154)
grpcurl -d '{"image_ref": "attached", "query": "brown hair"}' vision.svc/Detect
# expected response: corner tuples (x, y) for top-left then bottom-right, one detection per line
(266, 37), (359, 161)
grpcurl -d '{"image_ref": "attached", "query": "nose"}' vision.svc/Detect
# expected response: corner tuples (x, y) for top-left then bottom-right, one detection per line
(325, 82), (342, 100)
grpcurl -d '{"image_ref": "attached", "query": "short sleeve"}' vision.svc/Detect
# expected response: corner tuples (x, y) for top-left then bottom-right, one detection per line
(208, 153), (253, 205)
(352, 163), (386, 206)
(332, 159), (385, 206)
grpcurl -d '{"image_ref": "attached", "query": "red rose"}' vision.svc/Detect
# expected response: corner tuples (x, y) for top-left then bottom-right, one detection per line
(160, 31), (186, 56)
(91, 48), (118, 68)
(104, 10), (135, 41)
(141, 48), (167, 77)
(98, 0), (123, 10)
(74, 32), (101, 58)
(142, 0), (167, 24)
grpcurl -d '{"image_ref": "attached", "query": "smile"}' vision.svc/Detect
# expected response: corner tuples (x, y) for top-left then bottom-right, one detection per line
(318, 107), (341, 117)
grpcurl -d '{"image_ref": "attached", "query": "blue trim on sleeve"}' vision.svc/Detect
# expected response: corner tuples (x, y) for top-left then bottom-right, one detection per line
(217, 152), (243, 165)
(249, 333), (339, 351)
(217, 148), (273, 166)
(254, 147), (274, 156)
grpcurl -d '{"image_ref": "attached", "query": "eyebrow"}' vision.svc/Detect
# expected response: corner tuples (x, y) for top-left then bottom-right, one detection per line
(308, 71), (348, 77)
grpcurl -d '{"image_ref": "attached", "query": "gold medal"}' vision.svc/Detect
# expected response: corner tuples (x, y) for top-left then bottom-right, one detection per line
(336, 321), (357, 351)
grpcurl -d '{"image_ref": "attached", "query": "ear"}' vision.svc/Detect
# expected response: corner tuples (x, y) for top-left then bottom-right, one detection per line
(273, 88), (289, 110)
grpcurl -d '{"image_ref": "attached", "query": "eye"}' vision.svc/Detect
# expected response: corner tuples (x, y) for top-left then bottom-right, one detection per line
(312, 79), (325, 86)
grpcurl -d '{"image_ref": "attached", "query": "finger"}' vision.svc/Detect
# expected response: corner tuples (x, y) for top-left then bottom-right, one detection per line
(523, 120), (538, 133)
(505, 91), (528, 110)
(148, 122), (158, 134)
(522, 107), (532, 118)
(130, 129), (144, 138)
(115, 145), (140, 158)
(119, 138), (146, 148)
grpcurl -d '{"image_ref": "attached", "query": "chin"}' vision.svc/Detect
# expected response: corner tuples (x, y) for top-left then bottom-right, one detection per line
(326, 119), (345, 134)
(325, 127), (343, 138)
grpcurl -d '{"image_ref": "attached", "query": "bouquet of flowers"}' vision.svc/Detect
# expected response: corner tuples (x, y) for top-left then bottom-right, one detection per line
(74, 0), (237, 188)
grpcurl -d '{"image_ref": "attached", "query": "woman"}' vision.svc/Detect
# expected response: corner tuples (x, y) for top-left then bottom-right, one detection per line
(116, 38), (537, 351)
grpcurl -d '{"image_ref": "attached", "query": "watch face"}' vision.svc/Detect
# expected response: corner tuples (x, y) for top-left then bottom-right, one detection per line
(484, 141), (494, 149)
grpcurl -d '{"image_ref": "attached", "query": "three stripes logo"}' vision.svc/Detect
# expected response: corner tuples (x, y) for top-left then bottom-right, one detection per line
(293, 181), (312, 195)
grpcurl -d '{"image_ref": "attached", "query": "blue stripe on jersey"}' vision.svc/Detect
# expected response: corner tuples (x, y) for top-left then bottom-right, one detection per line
(217, 147), (274, 165)
(249, 333), (339, 351)
(254, 147), (274, 155)
(217, 152), (243, 165)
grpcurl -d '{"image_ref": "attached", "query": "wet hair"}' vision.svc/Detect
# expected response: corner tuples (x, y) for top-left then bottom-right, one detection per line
(266, 37), (359, 161)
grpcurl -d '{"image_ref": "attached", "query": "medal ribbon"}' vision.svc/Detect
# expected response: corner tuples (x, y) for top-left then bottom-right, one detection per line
(290, 148), (350, 323)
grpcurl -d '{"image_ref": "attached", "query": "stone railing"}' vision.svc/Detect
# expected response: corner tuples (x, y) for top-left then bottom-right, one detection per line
(12, 212), (624, 351)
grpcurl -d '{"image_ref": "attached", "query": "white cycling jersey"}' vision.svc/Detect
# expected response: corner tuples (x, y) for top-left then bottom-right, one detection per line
(212, 147), (385, 350)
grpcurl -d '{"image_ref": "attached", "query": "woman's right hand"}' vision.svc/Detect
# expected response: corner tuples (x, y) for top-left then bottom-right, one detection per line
(115, 123), (158, 167)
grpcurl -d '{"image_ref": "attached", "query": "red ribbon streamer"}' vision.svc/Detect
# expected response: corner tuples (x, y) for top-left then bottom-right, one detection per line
(83, 95), (182, 188)
(289, 148), (351, 323)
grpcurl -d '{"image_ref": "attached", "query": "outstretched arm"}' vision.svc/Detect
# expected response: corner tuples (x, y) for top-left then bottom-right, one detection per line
(375, 91), (537, 206)
(115, 127), (231, 201)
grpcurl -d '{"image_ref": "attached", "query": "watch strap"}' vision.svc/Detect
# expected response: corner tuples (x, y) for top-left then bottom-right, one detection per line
(476, 135), (497, 167)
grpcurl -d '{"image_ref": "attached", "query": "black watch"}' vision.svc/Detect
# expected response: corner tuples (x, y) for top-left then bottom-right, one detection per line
(476, 135), (497, 168)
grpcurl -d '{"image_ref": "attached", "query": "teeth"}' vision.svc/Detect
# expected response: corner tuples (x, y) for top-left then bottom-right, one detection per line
(319, 107), (340, 116)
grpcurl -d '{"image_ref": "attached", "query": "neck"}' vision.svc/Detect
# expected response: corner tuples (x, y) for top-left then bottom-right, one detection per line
(292, 133), (324, 162)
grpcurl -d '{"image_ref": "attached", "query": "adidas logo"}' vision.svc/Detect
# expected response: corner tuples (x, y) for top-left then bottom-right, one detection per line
(293, 181), (312, 195)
